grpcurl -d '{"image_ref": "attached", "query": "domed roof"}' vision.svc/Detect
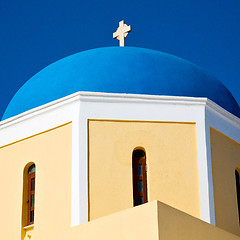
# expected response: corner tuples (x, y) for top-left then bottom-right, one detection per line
(2, 47), (240, 120)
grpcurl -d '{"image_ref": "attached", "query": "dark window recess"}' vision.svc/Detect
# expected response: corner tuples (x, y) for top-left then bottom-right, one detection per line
(27, 164), (35, 225)
(31, 178), (35, 191)
(235, 170), (240, 223)
(30, 210), (34, 223)
(132, 150), (148, 206)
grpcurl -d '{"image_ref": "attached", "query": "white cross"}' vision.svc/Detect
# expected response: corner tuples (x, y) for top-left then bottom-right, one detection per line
(113, 20), (132, 47)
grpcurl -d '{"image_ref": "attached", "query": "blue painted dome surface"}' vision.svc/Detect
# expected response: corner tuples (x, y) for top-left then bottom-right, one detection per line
(2, 47), (240, 120)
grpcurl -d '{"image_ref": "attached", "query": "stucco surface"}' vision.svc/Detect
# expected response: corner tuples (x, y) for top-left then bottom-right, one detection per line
(88, 120), (200, 220)
(0, 123), (72, 240)
(210, 128), (240, 236)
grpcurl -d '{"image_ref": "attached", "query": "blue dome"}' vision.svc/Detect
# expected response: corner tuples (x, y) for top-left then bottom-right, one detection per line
(2, 47), (240, 120)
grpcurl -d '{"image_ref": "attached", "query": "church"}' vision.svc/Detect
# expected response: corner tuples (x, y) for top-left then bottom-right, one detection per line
(1, 21), (240, 240)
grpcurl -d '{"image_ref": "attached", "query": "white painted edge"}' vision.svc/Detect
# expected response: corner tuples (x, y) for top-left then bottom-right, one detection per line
(204, 119), (216, 225)
(23, 224), (34, 230)
(195, 108), (212, 224)
(1, 91), (239, 127)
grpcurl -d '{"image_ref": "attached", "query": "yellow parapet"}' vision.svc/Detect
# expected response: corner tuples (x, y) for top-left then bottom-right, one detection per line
(40, 201), (240, 240)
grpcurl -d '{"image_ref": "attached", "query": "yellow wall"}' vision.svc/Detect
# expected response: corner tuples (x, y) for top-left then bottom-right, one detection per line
(0, 123), (72, 240)
(210, 128), (240, 236)
(88, 120), (200, 220)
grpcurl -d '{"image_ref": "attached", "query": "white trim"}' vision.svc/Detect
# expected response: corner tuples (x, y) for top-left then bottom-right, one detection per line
(2, 91), (239, 128)
(0, 91), (208, 128)
(205, 104), (240, 144)
(195, 108), (214, 224)
(1, 91), (240, 227)
(23, 224), (34, 230)
(204, 121), (215, 225)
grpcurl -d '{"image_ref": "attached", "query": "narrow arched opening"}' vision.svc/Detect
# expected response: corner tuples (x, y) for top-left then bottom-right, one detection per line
(132, 149), (148, 206)
(22, 163), (36, 227)
(27, 164), (35, 225)
(235, 169), (240, 223)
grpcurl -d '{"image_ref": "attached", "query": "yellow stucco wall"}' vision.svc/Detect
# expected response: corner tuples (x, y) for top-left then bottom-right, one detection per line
(0, 123), (72, 240)
(88, 120), (200, 221)
(210, 128), (240, 236)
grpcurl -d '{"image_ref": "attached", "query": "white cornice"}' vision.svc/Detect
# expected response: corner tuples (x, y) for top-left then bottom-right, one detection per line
(1, 91), (239, 128)
(205, 99), (240, 124)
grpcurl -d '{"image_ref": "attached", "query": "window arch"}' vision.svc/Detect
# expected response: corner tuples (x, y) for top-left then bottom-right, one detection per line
(27, 164), (35, 225)
(22, 163), (36, 227)
(235, 169), (240, 223)
(132, 149), (148, 206)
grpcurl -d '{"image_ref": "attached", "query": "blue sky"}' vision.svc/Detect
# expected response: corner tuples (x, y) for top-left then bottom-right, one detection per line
(0, 0), (239, 119)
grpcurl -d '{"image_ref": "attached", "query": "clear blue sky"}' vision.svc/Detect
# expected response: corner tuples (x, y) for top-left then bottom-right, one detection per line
(0, 0), (239, 119)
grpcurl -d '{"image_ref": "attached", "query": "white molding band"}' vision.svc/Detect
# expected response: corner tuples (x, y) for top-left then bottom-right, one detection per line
(1, 91), (240, 227)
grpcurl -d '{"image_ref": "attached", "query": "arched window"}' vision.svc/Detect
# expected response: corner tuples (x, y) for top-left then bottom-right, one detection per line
(235, 169), (240, 223)
(132, 149), (148, 206)
(27, 164), (35, 225)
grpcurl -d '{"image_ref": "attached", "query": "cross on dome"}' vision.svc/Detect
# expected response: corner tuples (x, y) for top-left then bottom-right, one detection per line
(113, 20), (132, 47)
